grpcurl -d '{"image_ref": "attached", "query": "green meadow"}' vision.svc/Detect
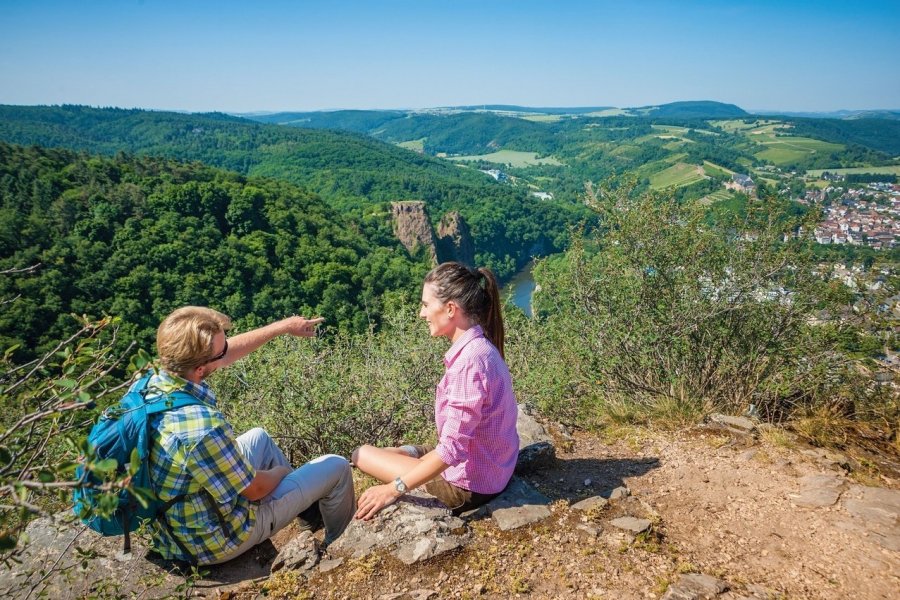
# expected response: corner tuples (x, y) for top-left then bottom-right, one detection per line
(808, 165), (900, 176)
(703, 160), (733, 177)
(450, 149), (563, 167)
(754, 136), (844, 166)
(521, 114), (565, 122)
(649, 162), (707, 189)
(396, 138), (425, 152)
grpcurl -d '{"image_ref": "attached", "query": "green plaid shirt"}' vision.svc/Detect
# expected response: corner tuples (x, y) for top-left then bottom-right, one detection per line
(143, 371), (256, 564)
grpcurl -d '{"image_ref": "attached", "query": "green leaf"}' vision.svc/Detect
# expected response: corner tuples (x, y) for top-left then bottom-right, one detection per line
(37, 470), (55, 483)
(129, 447), (141, 476)
(56, 378), (78, 389)
(0, 445), (11, 465)
(92, 458), (119, 475)
(130, 486), (157, 509)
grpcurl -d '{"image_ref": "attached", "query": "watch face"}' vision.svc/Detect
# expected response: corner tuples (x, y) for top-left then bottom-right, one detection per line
(395, 478), (407, 493)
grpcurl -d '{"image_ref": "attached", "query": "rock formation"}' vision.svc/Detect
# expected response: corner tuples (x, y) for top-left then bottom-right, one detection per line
(435, 211), (474, 265)
(390, 202), (475, 266)
(391, 201), (437, 263)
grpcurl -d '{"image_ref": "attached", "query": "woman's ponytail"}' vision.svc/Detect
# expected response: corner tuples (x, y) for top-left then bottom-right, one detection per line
(478, 267), (504, 359)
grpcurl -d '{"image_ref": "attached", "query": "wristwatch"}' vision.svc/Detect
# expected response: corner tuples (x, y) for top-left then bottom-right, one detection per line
(393, 476), (408, 494)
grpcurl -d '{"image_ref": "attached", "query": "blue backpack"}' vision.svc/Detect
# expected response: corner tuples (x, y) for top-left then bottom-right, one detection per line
(72, 374), (201, 558)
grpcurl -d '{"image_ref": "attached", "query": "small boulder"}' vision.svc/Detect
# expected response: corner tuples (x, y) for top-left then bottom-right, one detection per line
(487, 476), (552, 531)
(271, 531), (319, 574)
(608, 486), (630, 501)
(516, 404), (553, 448)
(609, 516), (652, 534)
(516, 441), (556, 474)
(661, 573), (729, 599)
(708, 413), (756, 435)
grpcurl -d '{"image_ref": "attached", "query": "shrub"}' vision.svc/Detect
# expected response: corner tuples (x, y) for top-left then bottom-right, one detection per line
(526, 181), (868, 428)
(0, 315), (140, 561)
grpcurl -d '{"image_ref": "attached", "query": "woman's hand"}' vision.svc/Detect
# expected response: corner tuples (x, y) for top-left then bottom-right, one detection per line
(355, 483), (402, 520)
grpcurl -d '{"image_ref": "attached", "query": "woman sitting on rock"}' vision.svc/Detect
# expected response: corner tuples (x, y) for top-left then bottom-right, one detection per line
(352, 262), (519, 519)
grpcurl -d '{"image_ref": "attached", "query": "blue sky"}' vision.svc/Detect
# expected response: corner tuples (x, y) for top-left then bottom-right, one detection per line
(1, 0), (898, 113)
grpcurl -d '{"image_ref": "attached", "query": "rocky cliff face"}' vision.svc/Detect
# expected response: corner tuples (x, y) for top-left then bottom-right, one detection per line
(391, 202), (475, 266)
(436, 211), (475, 266)
(391, 201), (437, 263)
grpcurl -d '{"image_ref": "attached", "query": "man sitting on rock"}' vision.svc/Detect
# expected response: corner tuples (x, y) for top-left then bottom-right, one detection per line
(143, 306), (354, 565)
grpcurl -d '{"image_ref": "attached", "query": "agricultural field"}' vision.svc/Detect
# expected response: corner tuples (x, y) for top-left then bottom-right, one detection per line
(450, 150), (563, 167)
(711, 119), (780, 133)
(754, 135), (844, 166)
(703, 160), (733, 177)
(585, 108), (629, 117)
(711, 119), (845, 167)
(807, 165), (900, 176)
(649, 162), (707, 190)
(705, 189), (734, 202)
(521, 114), (565, 122)
(396, 138), (425, 152)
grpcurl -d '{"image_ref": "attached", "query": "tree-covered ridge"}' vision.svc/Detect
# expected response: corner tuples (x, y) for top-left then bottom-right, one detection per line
(0, 105), (587, 278)
(632, 100), (748, 119)
(0, 142), (427, 361)
(784, 117), (900, 156)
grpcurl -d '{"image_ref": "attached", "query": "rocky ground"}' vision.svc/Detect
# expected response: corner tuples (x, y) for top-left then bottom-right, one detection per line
(4, 419), (898, 600)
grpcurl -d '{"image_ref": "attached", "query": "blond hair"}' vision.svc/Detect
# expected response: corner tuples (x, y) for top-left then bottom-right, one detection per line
(156, 306), (232, 376)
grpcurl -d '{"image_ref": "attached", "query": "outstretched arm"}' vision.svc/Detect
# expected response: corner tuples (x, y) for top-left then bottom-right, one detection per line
(221, 315), (324, 367)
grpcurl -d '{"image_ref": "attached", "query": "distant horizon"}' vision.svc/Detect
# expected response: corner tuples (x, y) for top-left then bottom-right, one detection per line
(5, 101), (899, 117)
(2, 1), (898, 113)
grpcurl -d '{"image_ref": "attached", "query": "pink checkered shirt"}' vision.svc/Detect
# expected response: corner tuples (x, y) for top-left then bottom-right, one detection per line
(434, 325), (519, 494)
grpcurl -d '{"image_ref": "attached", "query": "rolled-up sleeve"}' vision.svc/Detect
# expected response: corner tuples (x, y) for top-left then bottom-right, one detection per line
(435, 359), (488, 467)
(185, 424), (256, 505)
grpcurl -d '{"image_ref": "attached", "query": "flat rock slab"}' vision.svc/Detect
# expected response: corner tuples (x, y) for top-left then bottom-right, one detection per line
(790, 473), (846, 507)
(487, 476), (552, 531)
(328, 492), (469, 565)
(0, 514), (270, 599)
(571, 496), (609, 512)
(709, 413), (756, 432)
(840, 484), (900, 551)
(661, 573), (729, 600)
(609, 516), (652, 534)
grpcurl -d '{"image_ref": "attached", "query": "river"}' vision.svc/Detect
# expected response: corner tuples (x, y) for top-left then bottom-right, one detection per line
(503, 261), (536, 318)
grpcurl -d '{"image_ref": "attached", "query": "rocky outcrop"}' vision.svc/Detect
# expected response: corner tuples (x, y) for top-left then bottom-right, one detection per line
(390, 203), (475, 266)
(391, 201), (437, 263)
(435, 211), (474, 265)
(328, 492), (468, 565)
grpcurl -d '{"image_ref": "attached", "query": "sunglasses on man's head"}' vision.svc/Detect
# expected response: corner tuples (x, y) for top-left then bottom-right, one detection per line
(205, 339), (228, 364)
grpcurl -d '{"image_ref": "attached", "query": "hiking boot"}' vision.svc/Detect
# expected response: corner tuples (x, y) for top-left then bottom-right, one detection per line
(296, 503), (323, 533)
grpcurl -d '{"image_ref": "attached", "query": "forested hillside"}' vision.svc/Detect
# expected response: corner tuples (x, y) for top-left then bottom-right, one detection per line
(0, 105), (588, 277)
(0, 142), (426, 361)
(249, 103), (899, 206)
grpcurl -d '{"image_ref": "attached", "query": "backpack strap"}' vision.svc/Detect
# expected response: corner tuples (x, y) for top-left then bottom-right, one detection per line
(139, 381), (229, 566)
(143, 392), (204, 415)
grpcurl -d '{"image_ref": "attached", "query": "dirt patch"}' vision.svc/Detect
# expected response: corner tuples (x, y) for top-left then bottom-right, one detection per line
(188, 429), (900, 599)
